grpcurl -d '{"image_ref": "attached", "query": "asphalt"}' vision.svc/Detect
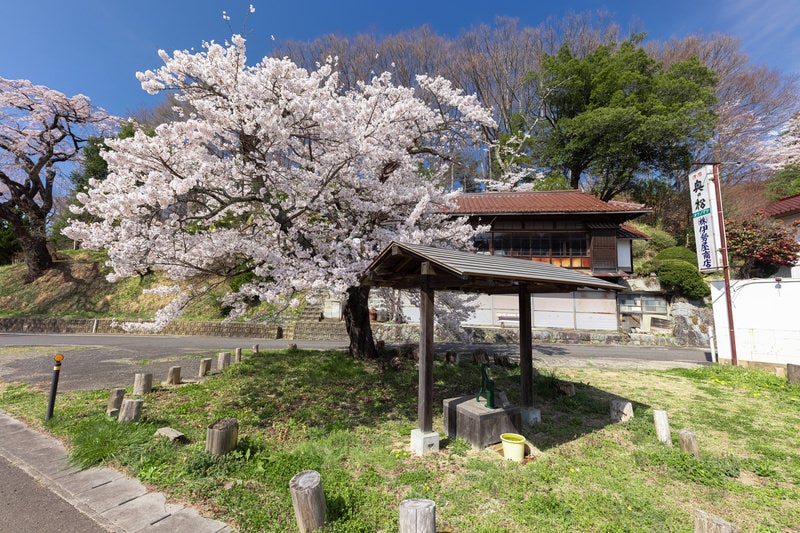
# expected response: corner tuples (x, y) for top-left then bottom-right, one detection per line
(0, 411), (233, 533)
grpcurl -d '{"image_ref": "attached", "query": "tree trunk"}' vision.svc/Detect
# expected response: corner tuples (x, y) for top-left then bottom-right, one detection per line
(11, 215), (52, 283)
(342, 285), (377, 359)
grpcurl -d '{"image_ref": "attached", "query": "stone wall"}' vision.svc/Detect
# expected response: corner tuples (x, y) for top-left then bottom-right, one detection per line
(0, 317), (282, 339)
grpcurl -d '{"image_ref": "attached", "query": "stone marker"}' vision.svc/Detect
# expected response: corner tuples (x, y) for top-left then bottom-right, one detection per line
(106, 388), (126, 417)
(234, 347), (242, 363)
(610, 399), (633, 422)
(155, 427), (186, 443)
(252, 344), (259, 355)
(653, 409), (672, 446)
(399, 498), (436, 533)
(206, 417), (238, 455)
(166, 366), (181, 385)
(118, 399), (143, 423)
(679, 429), (700, 457)
(557, 381), (576, 396)
(133, 373), (152, 395)
(199, 358), (212, 377)
(694, 509), (740, 532)
(290, 470), (327, 532)
(217, 351), (231, 371)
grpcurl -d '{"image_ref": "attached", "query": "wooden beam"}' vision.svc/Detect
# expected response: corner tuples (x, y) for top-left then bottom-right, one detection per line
(418, 274), (434, 432)
(519, 286), (533, 408)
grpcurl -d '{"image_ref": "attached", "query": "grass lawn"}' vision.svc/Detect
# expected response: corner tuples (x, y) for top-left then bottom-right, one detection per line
(1, 349), (799, 532)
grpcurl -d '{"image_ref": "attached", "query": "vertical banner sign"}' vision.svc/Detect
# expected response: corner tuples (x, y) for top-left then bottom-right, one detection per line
(690, 165), (722, 271)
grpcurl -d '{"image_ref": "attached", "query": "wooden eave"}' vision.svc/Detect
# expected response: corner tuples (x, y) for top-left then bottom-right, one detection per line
(361, 242), (623, 295)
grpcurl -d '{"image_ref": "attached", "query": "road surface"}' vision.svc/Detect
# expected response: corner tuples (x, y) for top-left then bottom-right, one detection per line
(0, 333), (711, 391)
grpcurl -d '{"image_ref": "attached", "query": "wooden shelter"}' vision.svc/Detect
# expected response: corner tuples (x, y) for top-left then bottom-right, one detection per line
(361, 242), (623, 453)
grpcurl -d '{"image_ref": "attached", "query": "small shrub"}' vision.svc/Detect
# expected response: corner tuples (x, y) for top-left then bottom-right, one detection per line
(654, 246), (698, 265)
(629, 222), (676, 256)
(635, 260), (656, 276)
(656, 260), (710, 300)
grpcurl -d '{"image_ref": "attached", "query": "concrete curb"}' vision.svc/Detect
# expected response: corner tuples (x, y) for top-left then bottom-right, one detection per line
(0, 411), (233, 533)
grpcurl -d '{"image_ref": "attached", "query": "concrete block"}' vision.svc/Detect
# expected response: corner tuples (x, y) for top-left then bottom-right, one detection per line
(443, 395), (521, 449)
(410, 429), (440, 456)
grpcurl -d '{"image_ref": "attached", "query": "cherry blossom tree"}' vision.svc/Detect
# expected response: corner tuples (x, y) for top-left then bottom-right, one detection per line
(0, 78), (110, 281)
(65, 35), (495, 359)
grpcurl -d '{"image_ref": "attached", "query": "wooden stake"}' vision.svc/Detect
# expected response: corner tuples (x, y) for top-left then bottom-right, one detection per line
(290, 470), (327, 532)
(166, 366), (181, 385)
(118, 399), (143, 423)
(133, 373), (152, 395)
(787, 363), (800, 385)
(199, 358), (212, 377)
(399, 498), (436, 533)
(218, 352), (231, 371)
(106, 388), (125, 417)
(205, 417), (238, 455)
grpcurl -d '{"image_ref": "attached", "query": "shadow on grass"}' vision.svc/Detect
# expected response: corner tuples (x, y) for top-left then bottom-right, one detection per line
(227, 348), (646, 451)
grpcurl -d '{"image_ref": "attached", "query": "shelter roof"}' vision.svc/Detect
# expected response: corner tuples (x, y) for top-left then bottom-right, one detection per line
(765, 193), (800, 218)
(362, 242), (623, 295)
(448, 190), (649, 217)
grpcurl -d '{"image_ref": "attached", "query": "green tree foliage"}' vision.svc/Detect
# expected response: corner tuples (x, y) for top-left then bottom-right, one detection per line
(654, 246), (698, 265)
(630, 222), (677, 259)
(530, 36), (717, 201)
(655, 259), (710, 300)
(725, 212), (800, 278)
(765, 164), (800, 201)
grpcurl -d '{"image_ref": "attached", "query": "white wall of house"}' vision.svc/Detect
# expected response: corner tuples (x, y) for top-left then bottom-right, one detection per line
(617, 239), (633, 272)
(399, 290), (619, 330)
(711, 278), (800, 365)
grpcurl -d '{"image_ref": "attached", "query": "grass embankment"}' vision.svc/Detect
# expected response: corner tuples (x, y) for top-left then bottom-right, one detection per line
(0, 250), (228, 320)
(1, 350), (799, 531)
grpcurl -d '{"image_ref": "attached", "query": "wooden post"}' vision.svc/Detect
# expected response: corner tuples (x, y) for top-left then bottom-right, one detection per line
(133, 373), (152, 395)
(518, 286), (533, 408)
(205, 418), (238, 455)
(217, 351), (231, 371)
(106, 388), (126, 417)
(679, 429), (700, 457)
(418, 266), (434, 433)
(399, 499), (436, 533)
(199, 358), (212, 377)
(787, 363), (800, 385)
(234, 347), (242, 363)
(118, 399), (143, 423)
(290, 470), (327, 532)
(694, 509), (740, 532)
(653, 409), (672, 446)
(166, 366), (181, 385)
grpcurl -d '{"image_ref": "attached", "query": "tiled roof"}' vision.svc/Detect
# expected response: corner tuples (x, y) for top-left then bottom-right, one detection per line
(765, 193), (800, 218)
(449, 190), (649, 215)
(618, 224), (650, 239)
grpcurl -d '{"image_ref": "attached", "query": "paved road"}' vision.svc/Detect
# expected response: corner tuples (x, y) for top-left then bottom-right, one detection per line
(0, 333), (711, 392)
(0, 454), (109, 533)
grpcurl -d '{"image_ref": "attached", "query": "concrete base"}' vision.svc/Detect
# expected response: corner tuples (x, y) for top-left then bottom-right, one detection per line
(410, 429), (440, 455)
(443, 395), (521, 449)
(520, 406), (542, 427)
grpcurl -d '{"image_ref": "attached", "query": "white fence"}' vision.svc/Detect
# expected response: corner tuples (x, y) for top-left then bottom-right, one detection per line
(711, 278), (800, 366)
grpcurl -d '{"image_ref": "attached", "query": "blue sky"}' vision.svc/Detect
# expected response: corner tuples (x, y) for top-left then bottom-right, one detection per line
(2, 0), (798, 118)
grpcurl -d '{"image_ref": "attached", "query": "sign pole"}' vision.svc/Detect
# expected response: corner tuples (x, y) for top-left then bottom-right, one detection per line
(711, 164), (738, 366)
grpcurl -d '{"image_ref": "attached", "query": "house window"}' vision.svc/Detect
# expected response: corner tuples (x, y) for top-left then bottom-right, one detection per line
(619, 294), (668, 315)
(483, 231), (588, 259)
